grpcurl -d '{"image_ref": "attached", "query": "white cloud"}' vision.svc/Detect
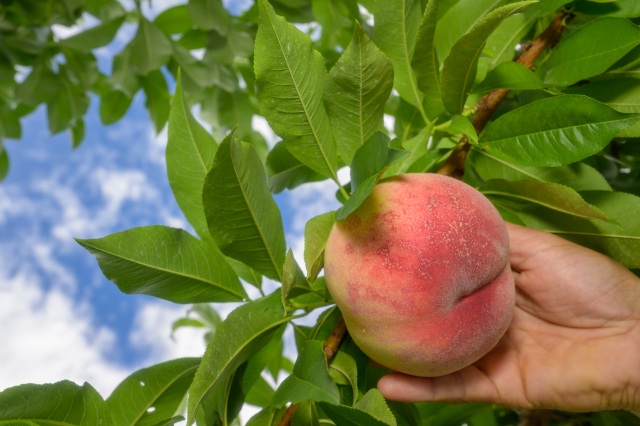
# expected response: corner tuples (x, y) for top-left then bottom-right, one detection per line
(129, 301), (208, 362)
(0, 265), (128, 397)
(251, 116), (279, 148)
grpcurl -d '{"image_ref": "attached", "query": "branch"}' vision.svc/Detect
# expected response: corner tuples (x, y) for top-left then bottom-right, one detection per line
(277, 316), (347, 426)
(437, 10), (573, 179)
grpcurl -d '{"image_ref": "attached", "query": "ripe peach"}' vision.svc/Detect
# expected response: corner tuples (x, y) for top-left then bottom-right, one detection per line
(324, 173), (514, 377)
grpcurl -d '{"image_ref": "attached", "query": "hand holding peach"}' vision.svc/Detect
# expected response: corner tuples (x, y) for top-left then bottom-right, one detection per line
(378, 223), (640, 416)
(324, 173), (515, 377)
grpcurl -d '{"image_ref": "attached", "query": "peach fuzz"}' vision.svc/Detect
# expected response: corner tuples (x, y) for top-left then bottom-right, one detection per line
(324, 173), (515, 377)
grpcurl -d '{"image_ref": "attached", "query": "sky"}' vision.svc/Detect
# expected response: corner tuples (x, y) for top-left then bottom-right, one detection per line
(0, 0), (342, 422)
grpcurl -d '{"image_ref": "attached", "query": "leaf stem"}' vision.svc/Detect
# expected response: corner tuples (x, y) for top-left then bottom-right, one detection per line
(335, 177), (351, 201)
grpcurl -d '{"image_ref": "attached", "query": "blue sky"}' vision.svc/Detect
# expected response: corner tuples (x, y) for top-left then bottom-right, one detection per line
(0, 0), (343, 420)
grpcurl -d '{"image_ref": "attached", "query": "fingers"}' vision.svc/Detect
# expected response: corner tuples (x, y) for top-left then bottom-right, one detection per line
(377, 367), (502, 405)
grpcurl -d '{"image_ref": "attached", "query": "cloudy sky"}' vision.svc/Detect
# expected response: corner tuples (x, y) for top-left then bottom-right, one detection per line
(0, 0), (342, 422)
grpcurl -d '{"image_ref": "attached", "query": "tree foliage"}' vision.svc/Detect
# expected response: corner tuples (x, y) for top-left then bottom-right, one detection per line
(2, 0), (640, 425)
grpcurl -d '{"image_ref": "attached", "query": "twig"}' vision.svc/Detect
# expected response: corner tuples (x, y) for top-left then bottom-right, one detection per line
(437, 10), (573, 179)
(277, 317), (347, 426)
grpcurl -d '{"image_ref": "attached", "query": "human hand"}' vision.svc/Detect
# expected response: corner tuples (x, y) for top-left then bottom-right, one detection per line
(377, 222), (640, 415)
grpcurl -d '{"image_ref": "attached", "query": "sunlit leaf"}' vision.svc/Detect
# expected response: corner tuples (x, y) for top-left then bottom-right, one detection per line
(76, 225), (247, 303)
(304, 211), (336, 281)
(0, 381), (111, 426)
(129, 18), (172, 76)
(187, 291), (290, 424)
(202, 134), (287, 281)
(319, 389), (397, 426)
(440, 1), (536, 114)
(372, 0), (423, 108)
(325, 22), (393, 164)
(412, 0), (440, 99)
(472, 61), (542, 94)
(479, 95), (640, 166)
(272, 340), (340, 407)
(58, 15), (125, 51)
(480, 179), (608, 221)
(167, 73), (218, 242)
(544, 17), (640, 86)
(255, 0), (338, 180)
(107, 358), (200, 426)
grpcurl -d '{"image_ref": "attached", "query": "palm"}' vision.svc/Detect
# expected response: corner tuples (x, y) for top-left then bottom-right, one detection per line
(378, 223), (640, 413)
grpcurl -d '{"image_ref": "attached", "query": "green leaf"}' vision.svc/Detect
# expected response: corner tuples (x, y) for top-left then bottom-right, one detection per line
(58, 15), (125, 51)
(337, 134), (407, 220)
(472, 61), (542, 94)
(246, 406), (286, 426)
(526, 0), (572, 16)
(129, 17), (172, 76)
(435, 0), (508, 61)
(319, 389), (397, 426)
(480, 179), (609, 221)
(544, 17), (640, 86)
(142, 69), (170, 133)
(188, 0), (231, 34)
(412, 0), (440, 99)
(71, 118), (85, 148)
(282, 249), (312, 303)
(440, 1), (536, 115)
(0, 147), (9, 181)
(383, 124), (435, 177)
(171, 43), (215, 88)
(63, 48), (99, 90)
(167, 73), (218, 242)
(514, 191), (640, 268)
(325, 22), (394, 164)
(467, 149), (612, 192)
(202, 133), (287, 281)
(107, 358), (200, 426)
(187, 291), (290, 424)
(255, 0), (338, 180)
(447, 114), (478, 143)
(565, 78), (640, 137)
(106, 47), (139, 97)
(0, 381), (111, 426)
(484, 13), (535, 67)
(76, 225), (247, 303)
(265, 141), (326, 194)
(154, 5), (192, 35)
(272, 340), (340, 407)
(225, 257), (263, 291)
(16, 60), (59, 106)
(372, 0), (423, 108)
(328, 351), (358, 406)
(479, 95), (640, 167)
(304, 211), (336, 281)
(46, 74), (89, 135)
(99, 90), (134, 125)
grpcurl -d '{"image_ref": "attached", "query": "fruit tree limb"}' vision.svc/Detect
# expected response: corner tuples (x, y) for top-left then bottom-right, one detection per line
(437, 10), (573, 179)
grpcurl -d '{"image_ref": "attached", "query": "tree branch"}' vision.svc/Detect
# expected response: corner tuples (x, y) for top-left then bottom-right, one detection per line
(437, 10), (573, 179)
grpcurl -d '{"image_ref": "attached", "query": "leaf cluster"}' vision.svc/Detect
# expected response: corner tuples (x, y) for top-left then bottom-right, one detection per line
(3, 0), (640, 425)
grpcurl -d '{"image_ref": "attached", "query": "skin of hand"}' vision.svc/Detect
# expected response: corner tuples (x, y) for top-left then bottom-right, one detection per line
(377, 222), (640, 415)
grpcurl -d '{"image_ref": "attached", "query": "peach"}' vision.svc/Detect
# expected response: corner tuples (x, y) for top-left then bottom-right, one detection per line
(324, 173), (514, 377)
